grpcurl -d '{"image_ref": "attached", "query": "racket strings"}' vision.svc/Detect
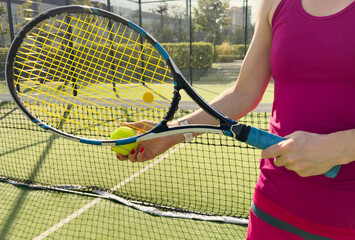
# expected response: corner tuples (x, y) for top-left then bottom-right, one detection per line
(23, 17), (172, 104)
(13, 12), (175, 139)
(17, 15), (167, 116)
(16, 17), (121, 134)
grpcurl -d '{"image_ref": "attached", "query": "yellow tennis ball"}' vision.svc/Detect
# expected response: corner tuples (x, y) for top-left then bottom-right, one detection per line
(110, 126), (139, 156)
(143, 91), (154, 103)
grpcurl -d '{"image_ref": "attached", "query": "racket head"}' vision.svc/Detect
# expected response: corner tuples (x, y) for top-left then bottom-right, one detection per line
(6, 5), (184, 145)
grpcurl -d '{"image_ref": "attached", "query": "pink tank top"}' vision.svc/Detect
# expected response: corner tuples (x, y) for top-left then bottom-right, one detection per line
(254, 0), (355, 237)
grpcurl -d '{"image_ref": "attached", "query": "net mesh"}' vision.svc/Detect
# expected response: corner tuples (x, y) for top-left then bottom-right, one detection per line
(0, 99), (271, 239)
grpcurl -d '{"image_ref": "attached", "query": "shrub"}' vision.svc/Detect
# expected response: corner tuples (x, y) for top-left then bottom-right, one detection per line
(215, 44), (248, 62)
(162, 42), (213, 69)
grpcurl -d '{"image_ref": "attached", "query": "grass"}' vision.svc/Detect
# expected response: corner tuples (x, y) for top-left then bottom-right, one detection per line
(0, 101), (265, 239)
(0, 81), (7, 93)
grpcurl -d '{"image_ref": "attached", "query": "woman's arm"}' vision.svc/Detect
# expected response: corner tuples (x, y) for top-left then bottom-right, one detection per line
(180, 0), (276, 125)
(121, 0), (277, 162)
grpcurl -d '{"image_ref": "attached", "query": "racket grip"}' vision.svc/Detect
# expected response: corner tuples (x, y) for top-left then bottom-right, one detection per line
(245, 127), (340, 178)
(246, 127), (285, 150)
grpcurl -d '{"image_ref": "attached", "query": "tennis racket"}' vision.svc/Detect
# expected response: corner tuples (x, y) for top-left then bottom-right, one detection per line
(5, 5), (340, 178)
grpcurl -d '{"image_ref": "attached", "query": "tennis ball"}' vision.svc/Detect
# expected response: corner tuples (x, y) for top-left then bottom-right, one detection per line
(143, 91), (154, 103)
(110, 126), (139, 156)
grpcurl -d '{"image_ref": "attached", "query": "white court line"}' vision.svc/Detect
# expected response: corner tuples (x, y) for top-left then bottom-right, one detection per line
(33, 143), (187, 240)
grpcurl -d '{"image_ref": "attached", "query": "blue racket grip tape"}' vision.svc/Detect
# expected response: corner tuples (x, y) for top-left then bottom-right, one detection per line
(245, 127), (340, 178)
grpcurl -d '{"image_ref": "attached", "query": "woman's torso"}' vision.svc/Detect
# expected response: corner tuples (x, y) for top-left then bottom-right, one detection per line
(255, 0), (355, 237)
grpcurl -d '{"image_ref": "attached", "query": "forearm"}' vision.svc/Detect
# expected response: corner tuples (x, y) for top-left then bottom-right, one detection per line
(180, 86), (262, 125)
(166, 78), (268, 144)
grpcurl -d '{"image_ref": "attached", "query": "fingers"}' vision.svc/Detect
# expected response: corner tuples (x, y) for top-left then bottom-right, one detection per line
(261, 131), (305, 160)
(261, 138), (293, 167)
(116, 146), (146, 163)
(261, 141), (284, 162)
(261, 137), (311, 177)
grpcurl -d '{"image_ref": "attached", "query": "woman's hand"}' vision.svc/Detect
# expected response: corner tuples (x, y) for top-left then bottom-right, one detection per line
(261, 131), (345, 177)
(115, 120), (184, 163)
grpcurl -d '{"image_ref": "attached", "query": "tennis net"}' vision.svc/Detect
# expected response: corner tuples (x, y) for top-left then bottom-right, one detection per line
(0, 92), (271, 239)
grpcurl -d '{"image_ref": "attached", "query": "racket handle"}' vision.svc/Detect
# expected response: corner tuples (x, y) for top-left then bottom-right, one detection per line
(245, 127), (340, 178)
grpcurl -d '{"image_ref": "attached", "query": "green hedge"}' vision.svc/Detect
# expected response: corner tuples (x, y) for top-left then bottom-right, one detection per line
(162, 42), (213, 69)
(0, 48), (8, 66)
(215, 44), (248, 62)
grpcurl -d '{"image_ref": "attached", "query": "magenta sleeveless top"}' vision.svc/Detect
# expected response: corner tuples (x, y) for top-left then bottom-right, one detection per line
(254, 0), (355, 237)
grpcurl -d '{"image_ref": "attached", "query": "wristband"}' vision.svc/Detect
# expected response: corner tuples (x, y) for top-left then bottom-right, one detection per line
(177, 118), (194, 142)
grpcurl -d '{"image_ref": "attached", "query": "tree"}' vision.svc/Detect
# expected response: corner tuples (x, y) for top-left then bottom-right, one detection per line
(73, 0), (93, 6)
(193, 0), (230, 60)
(148, 4), (187, 43)
(16, 0), (42, 32)
(169, 5), (187, 42)
(0, 3), (9, 47)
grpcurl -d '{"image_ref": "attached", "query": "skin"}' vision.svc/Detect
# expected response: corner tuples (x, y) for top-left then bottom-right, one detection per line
(117, 0), (355, 177)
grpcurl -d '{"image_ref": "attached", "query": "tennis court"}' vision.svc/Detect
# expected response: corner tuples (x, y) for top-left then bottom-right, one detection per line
(0, 94), (272, 239)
